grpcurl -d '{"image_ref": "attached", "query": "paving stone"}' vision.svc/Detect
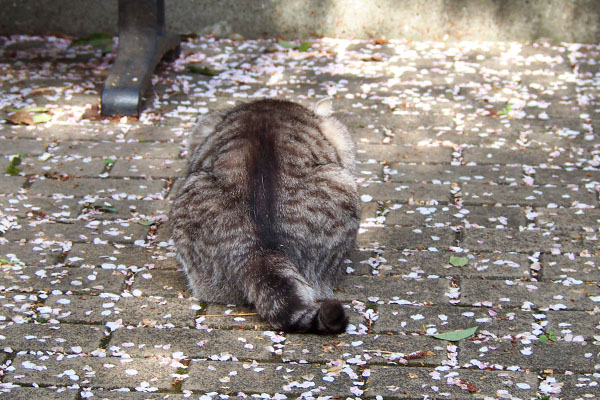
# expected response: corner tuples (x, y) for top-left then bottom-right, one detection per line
(535, 166), (600, 186)
(460, 278), (600, 311)
(79, 199), (170, 221)
(460, 228), (555, 253)
(111, 327), (278, 361)
(0, 323), (105, 353)
(281, 333), (446, 366)
(463, 147), (586, 166)
(0, 175), (26, 194)
(0, 138), (48, 156)
(385, 205), (526, 229)
(358, 181), (451, 203)
(0, 241), (64, 266)
(0, 387), (78, 400)
(109, 159), (186, 178)
(45, 295), (200, 328)
(362, 250), (531, 279)
(545, 311), (600, 339)
(4, 220), (149, 244)
(52, 141), (181, 159)
(65, 243), (178, 270)
(183, 360), (359, 396)
(357, 226), (456, 250)
(356, 144), (452, 163)
(388, 164), (523, 184)
(374, 304), (535, 337)
(131, 269), (190, 298)
(460, 183), (596, 207)
(536, 207), (600, 232)
(542, 254), (600, 282)
(0, 292), (41, 325)
(540, 373), (600, 399)
(337, 276), (451, 304)
(90, 392), (190, 400)
(368, 366), (538, 399)
(27, 177), (166, 199)
(459, 339), (599, 372)
(6, 354), (178, 390)
(18, 157), (105, 178)
(0, 195), (80, 219)
(0, 264), (127, 294)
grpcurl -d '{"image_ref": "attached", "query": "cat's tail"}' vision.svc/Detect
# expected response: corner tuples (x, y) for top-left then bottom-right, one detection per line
(244, 251), (348, 334)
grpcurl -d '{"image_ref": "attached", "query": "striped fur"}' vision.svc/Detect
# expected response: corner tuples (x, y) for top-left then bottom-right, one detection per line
(170, 99), (360, 333)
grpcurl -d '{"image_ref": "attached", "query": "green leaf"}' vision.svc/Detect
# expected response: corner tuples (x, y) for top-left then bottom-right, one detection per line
(5, 154), (23, 176)
(278, 40), (298, 49)
(499, 104), (512, 116)
(138, 221), (156, 226)
(23, 107), (48, 113)
(103, 157), (116, 166)
(92, 204), (116, 213)
(31, 113), (52, 124)
(187, 65), (220, 76)
(0, 258), (10, 264)
(433, 326), (478, 341)
(548, 330), (557, 342)
(72, 33), (114, 52)
(449, 256), (468, 267)
(298, 42), (312, 52)
(539, 334), (549, 343)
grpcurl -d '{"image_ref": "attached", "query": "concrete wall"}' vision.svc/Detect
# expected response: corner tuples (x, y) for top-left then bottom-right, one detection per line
(1, 0), (599, 42)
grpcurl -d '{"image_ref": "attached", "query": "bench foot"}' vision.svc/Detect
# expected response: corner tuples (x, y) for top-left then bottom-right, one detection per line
(101, 0), (180, 116)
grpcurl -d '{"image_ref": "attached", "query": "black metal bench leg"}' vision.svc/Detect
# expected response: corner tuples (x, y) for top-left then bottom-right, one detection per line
(101, 0), (180, 116)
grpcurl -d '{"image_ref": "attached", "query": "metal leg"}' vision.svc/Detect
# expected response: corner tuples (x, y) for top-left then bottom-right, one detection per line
(101, 0), (180, 116)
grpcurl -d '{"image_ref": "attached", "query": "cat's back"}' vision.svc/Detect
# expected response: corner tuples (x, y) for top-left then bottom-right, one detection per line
(188, 99), (348, 189)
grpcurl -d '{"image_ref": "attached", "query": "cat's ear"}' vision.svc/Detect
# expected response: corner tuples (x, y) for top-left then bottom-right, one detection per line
(314, 97), (334, 117)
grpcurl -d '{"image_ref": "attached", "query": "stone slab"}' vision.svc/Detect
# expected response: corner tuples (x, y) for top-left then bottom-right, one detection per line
(0, 322), (105, 353)
(374, 304), (535, 337)
(6, 354), (178, 390)
(460, 278), (600, 311)
(368, 366), (538, 399)
(183, 360), (359, 397)
(459, 339), (599, 372)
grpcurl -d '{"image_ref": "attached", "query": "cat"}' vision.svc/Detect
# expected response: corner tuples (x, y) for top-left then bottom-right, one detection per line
(169, 99), (360, 333)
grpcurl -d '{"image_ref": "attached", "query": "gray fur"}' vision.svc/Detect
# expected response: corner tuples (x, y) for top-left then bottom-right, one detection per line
(170, 99), (360, 333)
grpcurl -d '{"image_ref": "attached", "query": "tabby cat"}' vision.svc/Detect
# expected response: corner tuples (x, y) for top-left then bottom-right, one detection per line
(170, 99), (360, 333)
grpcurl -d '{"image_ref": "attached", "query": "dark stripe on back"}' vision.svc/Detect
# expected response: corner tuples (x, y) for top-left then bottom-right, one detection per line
(245, 112), (280, 251)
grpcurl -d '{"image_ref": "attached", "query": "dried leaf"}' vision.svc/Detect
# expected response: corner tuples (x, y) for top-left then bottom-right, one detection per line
(433, 326), (478, 341)
(8, 110), (34, 125)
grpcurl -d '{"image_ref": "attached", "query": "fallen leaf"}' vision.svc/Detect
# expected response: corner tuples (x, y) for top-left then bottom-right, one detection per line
(449, 256), (468, 267)
(71, 33), (114, 52)
(433, 326), (478, 341)
(5, 154), (23, 176)
(298, 42), (311, 52)
(278, 40), (297, 49)
(32, 113), (52, 124)
(187, 65), (220, 76)
(8, 111), (34, 125)
(138, 221), (156, 226)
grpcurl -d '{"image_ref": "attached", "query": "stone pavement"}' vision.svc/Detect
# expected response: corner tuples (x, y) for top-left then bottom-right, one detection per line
(0, 35), (599, 399)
